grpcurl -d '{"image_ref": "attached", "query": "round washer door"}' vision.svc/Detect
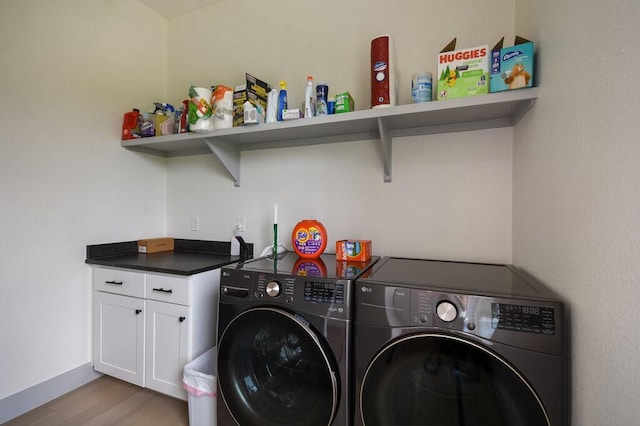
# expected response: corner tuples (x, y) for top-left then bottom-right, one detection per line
(361, 334), (549, 426)
(218, 307), (338, 426)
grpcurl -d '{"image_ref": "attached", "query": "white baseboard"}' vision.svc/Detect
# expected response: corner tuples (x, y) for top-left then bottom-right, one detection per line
(0, 362), (101, 423)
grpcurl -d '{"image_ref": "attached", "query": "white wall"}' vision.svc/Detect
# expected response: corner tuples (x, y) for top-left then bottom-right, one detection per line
(165, 0), (516, 263)
(13, 0), (634, 424)
(514, 0), (640, 424)
(0, 0), (168, 400)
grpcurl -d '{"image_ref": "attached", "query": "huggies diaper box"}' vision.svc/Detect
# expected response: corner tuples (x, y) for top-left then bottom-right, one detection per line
(437, 38), (489, 100)
(490, 36), (535, 93)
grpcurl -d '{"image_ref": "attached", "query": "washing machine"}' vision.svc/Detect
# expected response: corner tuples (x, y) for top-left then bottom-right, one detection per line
(217, 252), (379, 426)
(354, 257), (567, 426)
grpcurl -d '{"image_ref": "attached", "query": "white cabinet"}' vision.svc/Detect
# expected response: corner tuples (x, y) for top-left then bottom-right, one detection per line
(93, 291), (145, 386)
(92, 265), (219, 400)
(145, 300), (189, 398)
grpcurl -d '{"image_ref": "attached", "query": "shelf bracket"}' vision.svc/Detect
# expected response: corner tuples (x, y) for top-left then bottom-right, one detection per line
(377, 117), (392, 183)
(512, 97), (537, 125)
(204, 138), (241, 187)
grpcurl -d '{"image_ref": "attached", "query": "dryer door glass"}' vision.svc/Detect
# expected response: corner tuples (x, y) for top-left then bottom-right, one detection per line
(361, 334), (549, 426)
(218, 307), (338, 426)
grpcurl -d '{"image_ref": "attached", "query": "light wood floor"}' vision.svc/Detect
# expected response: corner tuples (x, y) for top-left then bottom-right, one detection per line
(4, 376), (189, 426)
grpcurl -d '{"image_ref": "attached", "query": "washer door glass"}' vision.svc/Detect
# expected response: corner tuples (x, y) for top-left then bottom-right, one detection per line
(361, 334), (549, 426)
(218, 307), (338, 426)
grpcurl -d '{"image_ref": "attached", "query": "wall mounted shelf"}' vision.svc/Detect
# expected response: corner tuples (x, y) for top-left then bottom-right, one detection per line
(122, 88), (538, 186)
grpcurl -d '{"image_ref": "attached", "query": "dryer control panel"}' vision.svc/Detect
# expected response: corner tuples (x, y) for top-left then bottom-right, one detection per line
(491, 303), (556, 335)
(356, 282), (563, 354)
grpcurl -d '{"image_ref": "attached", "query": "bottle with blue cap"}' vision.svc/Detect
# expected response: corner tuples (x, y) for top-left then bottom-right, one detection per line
(277, 80), (288, 121)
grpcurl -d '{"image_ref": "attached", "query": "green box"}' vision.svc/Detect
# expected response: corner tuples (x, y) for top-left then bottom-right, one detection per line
(335, 92), (354, 113)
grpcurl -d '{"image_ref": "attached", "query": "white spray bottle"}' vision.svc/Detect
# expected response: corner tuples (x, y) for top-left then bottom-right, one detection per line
(304, 75), (315, 118)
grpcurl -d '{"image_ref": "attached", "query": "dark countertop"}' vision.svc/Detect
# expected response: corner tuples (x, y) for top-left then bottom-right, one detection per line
(85, 239), (253, 276)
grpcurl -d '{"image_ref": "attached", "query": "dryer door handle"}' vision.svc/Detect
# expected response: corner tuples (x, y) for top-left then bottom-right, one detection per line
(222, 285), (250, 298)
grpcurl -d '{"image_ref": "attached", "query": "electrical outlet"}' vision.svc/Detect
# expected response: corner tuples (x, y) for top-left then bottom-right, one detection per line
(191, 216), (200, 232)
(235, 215), (246, 232)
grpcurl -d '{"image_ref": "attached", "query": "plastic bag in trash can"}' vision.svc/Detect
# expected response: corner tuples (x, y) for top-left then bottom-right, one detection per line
(183, 347), (217, 397)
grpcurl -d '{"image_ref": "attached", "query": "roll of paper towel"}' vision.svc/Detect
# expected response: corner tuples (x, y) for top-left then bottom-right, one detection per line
(189, 86), (214, 133)
(213, 85), (233, 129)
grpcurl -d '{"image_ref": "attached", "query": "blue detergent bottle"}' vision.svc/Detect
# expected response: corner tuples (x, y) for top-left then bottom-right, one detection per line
(277, 80), (287, 121)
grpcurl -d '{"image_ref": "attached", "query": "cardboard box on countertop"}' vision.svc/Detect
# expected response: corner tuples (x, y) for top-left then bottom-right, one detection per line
(336, 240), (372, 262)
(490, 36), (535, 93)
(138, 237), (174, 254)
(437, 38), (489, 100)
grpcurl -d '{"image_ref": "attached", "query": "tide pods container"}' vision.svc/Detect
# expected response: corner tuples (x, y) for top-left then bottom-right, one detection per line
(292, 220), (327, 259)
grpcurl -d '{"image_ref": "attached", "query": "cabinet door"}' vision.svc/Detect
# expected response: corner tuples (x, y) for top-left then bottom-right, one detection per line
(145, 300), (190, 400)
(93, 292), (145, 386)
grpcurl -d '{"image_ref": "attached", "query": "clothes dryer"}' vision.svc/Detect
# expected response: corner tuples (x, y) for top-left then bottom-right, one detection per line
(217, 252), (379, 426)
(354, 257), (567, 425)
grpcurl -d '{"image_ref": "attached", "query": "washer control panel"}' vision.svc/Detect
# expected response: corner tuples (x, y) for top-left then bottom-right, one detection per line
(304, 281), (345, 305)
(265, 280), (281, 297)
(256, 275), (295, 302)
(218, 270), (351, 319)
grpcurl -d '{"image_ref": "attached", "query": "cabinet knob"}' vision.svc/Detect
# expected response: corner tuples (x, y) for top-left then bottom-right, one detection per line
(135, 309), (142, 315)
(179, 316), (186, 323)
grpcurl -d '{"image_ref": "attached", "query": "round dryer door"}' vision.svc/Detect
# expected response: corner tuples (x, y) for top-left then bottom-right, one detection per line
(218, 307), (338, 426)
(360, 334), (549, 426)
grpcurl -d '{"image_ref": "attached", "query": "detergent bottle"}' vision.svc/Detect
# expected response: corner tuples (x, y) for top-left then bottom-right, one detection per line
(122, 109), (140, 140)
(277, 80), (288, 121)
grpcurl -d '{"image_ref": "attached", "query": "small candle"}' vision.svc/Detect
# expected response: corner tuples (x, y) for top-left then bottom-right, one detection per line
(273, 204), (278, 225)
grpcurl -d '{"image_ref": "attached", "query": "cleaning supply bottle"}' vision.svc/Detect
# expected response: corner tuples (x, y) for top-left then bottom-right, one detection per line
(316, 82), (329, 116)
(277, 80), (288, 121)
(122, 109), (140, 140)
(304, 76), (315, 118)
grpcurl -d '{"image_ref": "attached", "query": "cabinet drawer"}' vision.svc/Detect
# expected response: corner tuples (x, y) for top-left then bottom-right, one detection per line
(146, 274), (190, 306)
(93, 267), (145, 298)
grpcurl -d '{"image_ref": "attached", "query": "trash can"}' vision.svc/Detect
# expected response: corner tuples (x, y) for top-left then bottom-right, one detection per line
(183, 347), (217, 426)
